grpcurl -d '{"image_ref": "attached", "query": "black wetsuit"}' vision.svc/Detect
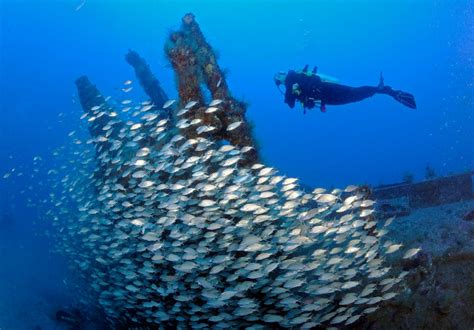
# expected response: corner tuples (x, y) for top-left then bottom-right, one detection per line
(283, 70), (416, 110)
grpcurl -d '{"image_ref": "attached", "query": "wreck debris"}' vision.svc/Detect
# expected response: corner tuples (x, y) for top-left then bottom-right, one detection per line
(166, 13), (259, 165)
(125, 49), (170, 116)
(75, 75), (124, 152)
(374, 172), (473, 209)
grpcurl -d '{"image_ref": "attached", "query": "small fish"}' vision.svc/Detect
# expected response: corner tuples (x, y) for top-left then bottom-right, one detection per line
(258, 167), (274, 176)
(209, 99), (223, 106)
(240, 203), (260, 212)
(199, 199), (216, 207)
(141, 104), (154, 112)
(227, 121), (242, 131)
(123, 79), (133, 85)
(316, 194), (338, 203)
(382, 292), (397, 300)
(360, 209), (374, 217)
(360, 200), (376, 208)
(185, 100), (199, 109)
(283, 178), (298, 185)
(163, 99), (176, 109)
(384, 216), (396, 227)
(130, 123), (142, 130)
(345, 314), (362, 325)
(197, 125), (216, 134)
(313, 187), (326, 194)
(330, 314), (350, 325)
(205, 106), (219, 113)
(177, 108), (189, 117)
(344, 195), (358, 205)
(263, 314), (284, 323)
(131, 219), (144, 226)
(403, 247), (421, 259)
(340, 293), (358, 305)
(75, 0), (86, 11)
(311, 225), (328, 234)
(386, 243), (403, 254)
(176, 119), (190, 129)
(132, 170), (147, 179)
(134, 159), (147, 166)
(344, 185), (358, 192)
(122, 87), (133, 93)
(284, 279), (305, 289)
(190, 118), (202, 125)
(341, 281), (360, 289)
(136, 148), (150, 157)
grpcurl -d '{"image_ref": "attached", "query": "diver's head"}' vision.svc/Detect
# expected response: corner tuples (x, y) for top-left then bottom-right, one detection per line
(274, 71), (287, 87)
(274, 71), (288, 95)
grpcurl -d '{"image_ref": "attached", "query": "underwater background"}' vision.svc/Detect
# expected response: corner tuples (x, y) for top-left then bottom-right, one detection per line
(0, 0), (472, 329)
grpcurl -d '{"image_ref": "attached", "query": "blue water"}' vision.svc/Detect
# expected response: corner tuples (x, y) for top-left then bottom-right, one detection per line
(0, 0), (472, 328)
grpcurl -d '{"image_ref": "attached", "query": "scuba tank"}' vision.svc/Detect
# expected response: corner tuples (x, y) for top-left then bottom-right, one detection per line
(274, 65), (339, 94)
(297, 65), (339, 83)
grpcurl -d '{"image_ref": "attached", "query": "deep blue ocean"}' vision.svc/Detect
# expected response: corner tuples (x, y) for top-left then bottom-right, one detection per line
(0, 1), (472, 329)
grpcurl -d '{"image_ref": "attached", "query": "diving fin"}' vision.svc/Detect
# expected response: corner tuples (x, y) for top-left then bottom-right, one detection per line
(378, 73), (416, 109)
(378, 72), (384, 89)
(393, 90), (417, 109)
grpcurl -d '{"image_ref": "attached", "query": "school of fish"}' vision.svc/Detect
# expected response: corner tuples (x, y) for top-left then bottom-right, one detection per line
(43, 89), (414, 328)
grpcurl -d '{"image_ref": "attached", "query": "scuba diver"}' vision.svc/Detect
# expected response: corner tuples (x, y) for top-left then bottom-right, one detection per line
(274, 65), (416, 113)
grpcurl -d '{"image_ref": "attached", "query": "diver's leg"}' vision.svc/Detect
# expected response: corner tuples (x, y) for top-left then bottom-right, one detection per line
(348, 86), (379, 102)
(320, 83), (379, 105)
(320, 80), (416, 109)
